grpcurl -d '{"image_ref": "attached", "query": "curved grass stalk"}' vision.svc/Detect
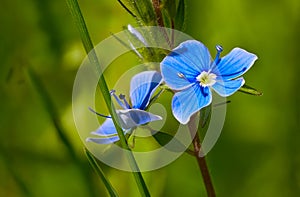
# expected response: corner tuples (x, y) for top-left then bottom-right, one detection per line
(65, 0), (150, 196)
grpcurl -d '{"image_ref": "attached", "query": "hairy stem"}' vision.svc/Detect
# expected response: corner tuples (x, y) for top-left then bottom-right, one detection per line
(151, 0), (172, 48)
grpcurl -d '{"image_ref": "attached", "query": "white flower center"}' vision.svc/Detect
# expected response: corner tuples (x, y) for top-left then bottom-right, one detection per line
(196, 71), (217, 87)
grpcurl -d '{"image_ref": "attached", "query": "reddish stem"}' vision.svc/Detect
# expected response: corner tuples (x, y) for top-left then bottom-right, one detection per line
(188, 115), (216, 197)
(192, 133), (216, 197)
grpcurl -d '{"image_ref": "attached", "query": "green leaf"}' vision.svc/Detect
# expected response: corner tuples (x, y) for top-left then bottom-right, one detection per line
(117, 0), (136, 17)
(161, 8), (172, 28)
(85, 149), (119, 197)
(153, 131), (186, 152)
(174, 0), (186, 30)
(126, 0), (157, 25)
(239, 84), (263, 96)
(162, 0), (177, 19)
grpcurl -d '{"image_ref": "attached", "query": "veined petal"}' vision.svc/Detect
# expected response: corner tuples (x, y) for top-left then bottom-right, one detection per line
(161, 40), (211, 90)
(86, 135), (120, 144)
(91, 119), (117, 136)
(130, 71), (162, 110)
(212, 77), (245, 97)
(172, 84), (212, 124)
(117, 109), (162, 130)
(214, 48), (257, 80)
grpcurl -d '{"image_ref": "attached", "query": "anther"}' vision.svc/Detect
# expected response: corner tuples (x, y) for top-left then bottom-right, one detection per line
(110, 89), (116, 95)
(216, 45), (223, 53)
(214, 44), (223, 65)
(119, 94), (131, 109)
(119, 94), (125, 99)
(110, 89), (127, 109)
(178, 72), (185, 78)
(177, 72), (190, 82)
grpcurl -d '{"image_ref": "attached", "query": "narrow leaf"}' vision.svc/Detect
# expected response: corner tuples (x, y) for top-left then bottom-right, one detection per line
(85, 149), (119, 197)
(174, 0), (186, 30)
(161, 8), (171, 28)
(117, 0), (136, 17)
(131, 0), (157, 25)
(239, 84), (263, 96)
(162, 0), (177, 19)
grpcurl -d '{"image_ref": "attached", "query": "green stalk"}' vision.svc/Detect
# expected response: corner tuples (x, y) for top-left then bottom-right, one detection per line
(66, 0), (150, 196)
(84, 148), (119, 197)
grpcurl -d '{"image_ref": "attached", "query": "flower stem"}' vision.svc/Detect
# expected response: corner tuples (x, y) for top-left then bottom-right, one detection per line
(192, 132), (216, 197)
(65, 0), (150, 196)
(152, 0), (164, 27)
(188, 113), (216, 197)
(151, 0), (172, 48)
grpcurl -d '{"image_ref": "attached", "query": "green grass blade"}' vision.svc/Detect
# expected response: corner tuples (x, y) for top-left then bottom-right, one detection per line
(84, 149), (119, 197)
(174, 0), (186, 30)
(65, 0), (150, 196)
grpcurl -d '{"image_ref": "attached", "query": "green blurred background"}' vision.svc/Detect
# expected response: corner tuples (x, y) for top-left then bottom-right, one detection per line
(0, 0), (299, 196)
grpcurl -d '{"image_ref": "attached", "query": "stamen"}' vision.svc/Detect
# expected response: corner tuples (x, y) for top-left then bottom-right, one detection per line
(178, 72), (186, 79)
(196, 71), (217, 87)
(88, 107), (111, 118)
(119, 94), (131, 109)
(110, 90), (127, 109)
(214, 45), (223, 65)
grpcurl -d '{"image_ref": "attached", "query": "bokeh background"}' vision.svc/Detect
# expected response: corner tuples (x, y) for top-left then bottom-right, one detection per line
(0, 0), (299, 196)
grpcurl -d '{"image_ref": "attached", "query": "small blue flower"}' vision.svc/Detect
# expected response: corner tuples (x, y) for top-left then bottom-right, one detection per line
(86, 71), (163, 144)
(160, 40), (258, 124)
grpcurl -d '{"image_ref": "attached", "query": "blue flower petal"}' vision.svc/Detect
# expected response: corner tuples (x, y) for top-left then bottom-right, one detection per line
(161, 40), (211, 90)
(214, 48), (257, 80)
(130, 71), (162, 110)
(86, 135), (120, 144)
(172, 84), (212, 124)
(117, 109), (162, 130)
(212, 77), (245, 97)
(91, 119), (118, 136)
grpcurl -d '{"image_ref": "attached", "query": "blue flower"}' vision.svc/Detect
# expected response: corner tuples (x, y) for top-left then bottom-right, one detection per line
(160, 40), (258, 124)
(86, 71), (163, 144)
